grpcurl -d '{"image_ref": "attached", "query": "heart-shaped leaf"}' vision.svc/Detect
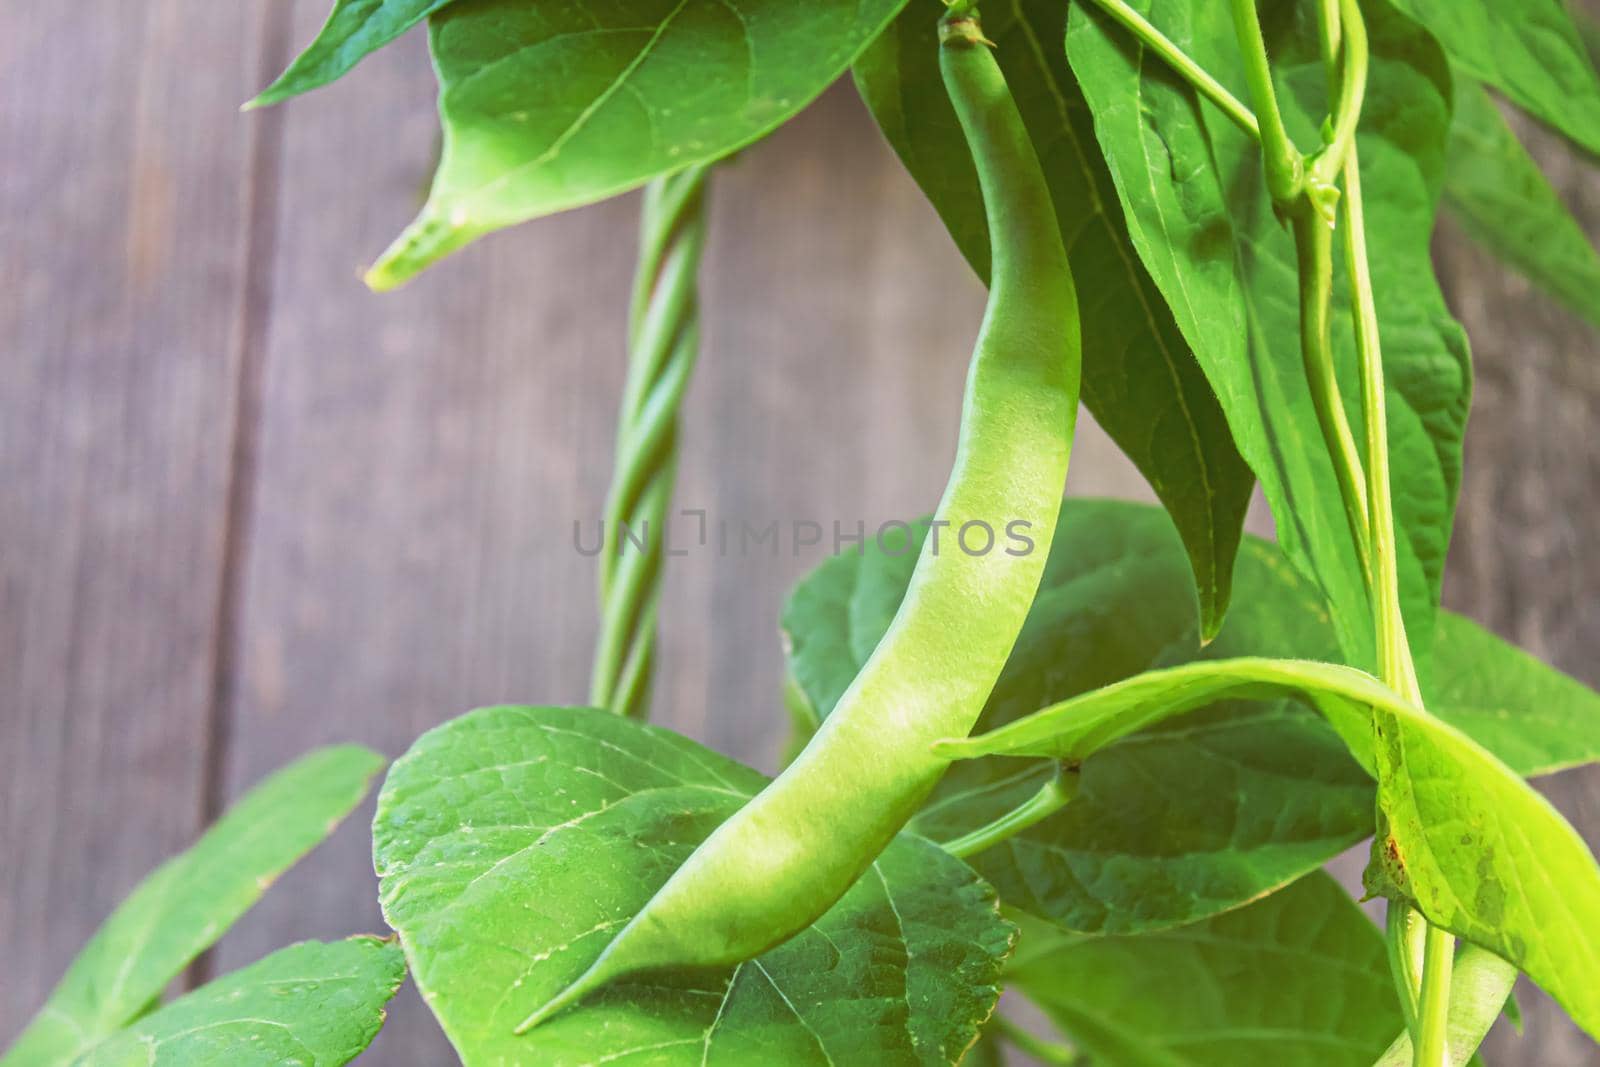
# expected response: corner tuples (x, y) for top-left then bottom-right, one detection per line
(942, 656), (1600, 1041)
(373, 705), (1013, 1065)
(367, 0), (909, 287)
(3, 747), (386, 1067)
(1005, 873), (1403, 1065)
(73, 938), (405, 1067)
(785, 499), (1375, 936)
(783, 499), (1600, 940)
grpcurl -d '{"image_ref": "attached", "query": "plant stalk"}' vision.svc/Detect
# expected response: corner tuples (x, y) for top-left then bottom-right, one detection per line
(942, 764), (1079, 859)
(1081, 0), (1260, 139)
(590, 165), (711, 718)
(1316, 0), (1453, 1060)
(1229, 0), (1304, 209)
(991, 1014), (1085, 1065)
(1292, 210), (1374, 580)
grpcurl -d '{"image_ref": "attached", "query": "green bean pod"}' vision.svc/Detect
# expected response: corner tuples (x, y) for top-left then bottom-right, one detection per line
(519, 5), (1081, 1031)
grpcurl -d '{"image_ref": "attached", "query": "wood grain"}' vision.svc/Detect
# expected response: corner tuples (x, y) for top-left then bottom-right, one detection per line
(1, 3), (1596, 1063)
(1437, 100), (1600, 1064)
(0, 0), (270, 1041)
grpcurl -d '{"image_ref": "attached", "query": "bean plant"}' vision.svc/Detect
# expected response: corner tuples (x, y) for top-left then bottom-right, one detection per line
(7, 0), (1600, 1064)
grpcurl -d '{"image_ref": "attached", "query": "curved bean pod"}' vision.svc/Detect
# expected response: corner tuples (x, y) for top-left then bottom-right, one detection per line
(519, 4), (1081, 1030)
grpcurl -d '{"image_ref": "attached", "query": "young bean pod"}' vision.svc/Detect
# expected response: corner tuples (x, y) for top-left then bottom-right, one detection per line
(519, 4), (1082, 1031)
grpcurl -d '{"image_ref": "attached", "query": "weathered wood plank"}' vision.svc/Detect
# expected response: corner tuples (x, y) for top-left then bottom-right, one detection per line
(0, 0), (267, 1040)
(209, 48), (1147, 1055)
(1438, 101), (1600, 1065)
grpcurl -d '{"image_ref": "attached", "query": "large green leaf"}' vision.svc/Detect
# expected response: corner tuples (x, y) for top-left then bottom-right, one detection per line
(372, 705), (1013, 1065)
(1442, 75), (1600, 328)
(251, 0), (457, 107)
(782, 499), (1600, 939)
(367, 0), (908, 288)
(3, 747), (386, 1067)
(854, 0), (1253, 637)
(1429, 609), (1600, 776)
(1065, 0), (1470, 690)
(1005, 873), (1403, 1065)
(73, 938), (405, 1067)
(941, 656), (1600, 1041)
(1389, 0), (1600, 155)
(785, 499), (1376, 936)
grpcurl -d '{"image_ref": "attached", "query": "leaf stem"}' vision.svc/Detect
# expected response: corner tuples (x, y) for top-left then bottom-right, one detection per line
(590, 164), (710, 718)
(1080, 0), (1260, 139)
(941, 763), (1079, 859)
(1317, 2), (1454, 1061)
(1415, 922), (1457, 1066)
(1308, 0), (1368, 196)
(991, 1014), (1085, 1065)
(1340, 151), (1422, 701)
(1291, 211), (1373, 579)
(1229, 0), (1304, 209)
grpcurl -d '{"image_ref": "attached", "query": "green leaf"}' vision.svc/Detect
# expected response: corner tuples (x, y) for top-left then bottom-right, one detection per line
(785, 499), (1376, 936)
(1442, 75), (1600, 328)
(1065, 0), (1471, 689)
(941, 655), (1600, 1041)
(372, 705), (1013, 1066)
(1389, 0), (1600, 156)
(367, 0), (909, 288)
(1429, 609), (1600, 776)
(782, 498), (1600, 938)
(854, 0), (1254, 637)
(1005, 873), (1404, 1065)
(3, 746), (386, 1067)
(73, 938), (405, 1067)
(1373, 944), (1516, 1066)
(250, 0), (457, 108)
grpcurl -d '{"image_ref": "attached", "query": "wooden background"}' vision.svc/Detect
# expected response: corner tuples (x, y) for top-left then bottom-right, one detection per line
(2, 1), (1596, 1062)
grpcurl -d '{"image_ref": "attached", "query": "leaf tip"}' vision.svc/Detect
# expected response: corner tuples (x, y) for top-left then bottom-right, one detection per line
(365, 202), (479, 291)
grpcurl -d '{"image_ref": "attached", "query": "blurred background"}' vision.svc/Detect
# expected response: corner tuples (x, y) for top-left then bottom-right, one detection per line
(3, 2), (1598, 1063)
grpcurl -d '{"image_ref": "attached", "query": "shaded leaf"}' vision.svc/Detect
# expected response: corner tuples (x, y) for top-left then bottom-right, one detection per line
(1442, 75), (1600, 328)
(1429, 609), (1600, 776)
(74, 938), (405, 1067)
(942, 649), (1600, 1041)
(1065, 0), (1470, 689)
(251, 0), (457, 107)
(1006, 873), (1403, 1065)
(368, 0), (908, 287)
(1390, 0), (1600, 155)
(372, 705), (1012, 1066)
(783, 499), (1600, 940)
(854, 0), (1253, 636)
(785, 499), (1375, 936)
(3, 747), (386, 1067)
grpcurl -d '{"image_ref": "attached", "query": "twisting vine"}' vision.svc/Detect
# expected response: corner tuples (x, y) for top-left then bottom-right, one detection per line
(590, 164), (712, 719)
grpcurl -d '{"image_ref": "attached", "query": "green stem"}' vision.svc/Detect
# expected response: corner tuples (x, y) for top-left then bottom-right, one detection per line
(1308, 0), (1369, 195)
(1340, 152), (1421, 701)
(590, 164), (711, 718)
(1415, 923), (1457, 1067)
(1229, 0), (1303, 208)
(991, 1014), (1085, 1066)
(1386, 900), (1426, 1039)
(942, 764), (1079, 859)
(1081, 0), (1260, 139)
(1322, 1), (1453, 1059)
(1291, 211), (1373, 578)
